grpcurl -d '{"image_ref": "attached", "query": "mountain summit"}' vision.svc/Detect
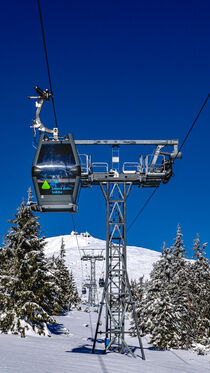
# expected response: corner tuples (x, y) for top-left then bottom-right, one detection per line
(45, 232), (160, 295)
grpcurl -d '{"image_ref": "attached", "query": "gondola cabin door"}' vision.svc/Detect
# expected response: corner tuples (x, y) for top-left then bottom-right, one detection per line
(32, 133), (81, 212)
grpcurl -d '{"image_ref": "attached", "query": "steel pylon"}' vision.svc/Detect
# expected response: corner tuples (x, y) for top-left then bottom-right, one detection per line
(81, 252), (104, 306)
(92, 182), (145, 359)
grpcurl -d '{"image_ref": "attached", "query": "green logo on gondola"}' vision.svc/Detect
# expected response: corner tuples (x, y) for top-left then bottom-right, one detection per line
(42, 180), (50, 190)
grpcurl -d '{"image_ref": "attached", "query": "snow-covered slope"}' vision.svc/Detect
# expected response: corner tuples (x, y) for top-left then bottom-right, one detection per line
(1, 232), (209, 373)
(0, 308), (209, 373)
(45, 231), (160, 297)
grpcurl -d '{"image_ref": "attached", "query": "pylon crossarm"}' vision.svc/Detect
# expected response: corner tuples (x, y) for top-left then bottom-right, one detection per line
(149, 145), (164, 172)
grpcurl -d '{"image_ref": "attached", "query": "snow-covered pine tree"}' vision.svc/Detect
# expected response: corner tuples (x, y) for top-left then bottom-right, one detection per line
(0, 229), (18, 333)
(49, 238), (79, 312)
(137, 227), (193, 350)
(188, 234), (210, 347)
(170, 225), (192, 349)
(129, 277), (145, 336)
(0, 191), (62, 336)
(149, 287), (176, 349)
(69, 270), (80, 307)
(133, 227), (208, 350)
(140, 243), (179, 348)
(131, 277), (144, 306)
(60, 237), (65, 261)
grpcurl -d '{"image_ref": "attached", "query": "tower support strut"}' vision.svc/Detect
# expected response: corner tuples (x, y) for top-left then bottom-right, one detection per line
(92, 182), (145, 359)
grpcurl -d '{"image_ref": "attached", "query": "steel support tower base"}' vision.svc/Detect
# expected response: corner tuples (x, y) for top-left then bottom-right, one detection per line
(92, 182), (145, 359)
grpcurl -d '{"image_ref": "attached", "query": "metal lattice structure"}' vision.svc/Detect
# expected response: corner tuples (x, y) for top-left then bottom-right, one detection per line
(75, 140), (181, 358)
(81, 252), (104, 306)
(91, 182), (145, 357)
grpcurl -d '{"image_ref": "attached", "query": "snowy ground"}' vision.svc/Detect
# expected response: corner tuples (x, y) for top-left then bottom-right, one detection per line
(1, 233), (208, 372)
(0, 307), (209, 373)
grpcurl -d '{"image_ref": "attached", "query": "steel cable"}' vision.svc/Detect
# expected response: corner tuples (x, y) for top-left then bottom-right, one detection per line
(36, 0), (58, 128)
(71, 215), (85, 283)
(127, 93), (210, 232)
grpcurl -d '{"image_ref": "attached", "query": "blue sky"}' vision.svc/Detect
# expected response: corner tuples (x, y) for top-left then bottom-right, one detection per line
(0, 0), (210, 259)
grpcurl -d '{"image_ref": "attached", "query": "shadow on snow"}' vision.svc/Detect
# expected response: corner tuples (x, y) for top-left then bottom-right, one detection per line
(47, 322), (69, 335)
(67, 339), (143, 359)
(66, 344), (104, 355)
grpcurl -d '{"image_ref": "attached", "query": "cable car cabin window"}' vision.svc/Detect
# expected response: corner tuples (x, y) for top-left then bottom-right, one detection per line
(37, 143), (76, 196)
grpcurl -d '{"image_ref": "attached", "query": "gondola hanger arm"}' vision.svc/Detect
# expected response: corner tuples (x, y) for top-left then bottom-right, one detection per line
(28, 86), (59, 140)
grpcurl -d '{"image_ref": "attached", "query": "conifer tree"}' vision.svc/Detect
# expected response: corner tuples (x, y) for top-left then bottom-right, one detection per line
(131, 277), (144, 306)
(132, 227), (209, 350)
(0, 191), (62, 335)
(69, 270), (80, 307)
(136, 227), (193, 349)
(48, 238), (79, 312)
(170, 225), (191, 348)
(188, 234), (210, 346)
(60, 237), (65, 262)
(129, 277), (145, 335)
(149, 287), (176, 349)
(140, 244), (179, 347)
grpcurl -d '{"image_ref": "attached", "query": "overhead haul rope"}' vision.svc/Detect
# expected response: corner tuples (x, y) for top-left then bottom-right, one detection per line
(36, 0), (58, 129)
(127, 93), (210, 232)
(127, 187), (158, 232)
(71, 215), (85, 282)
(36, 1), (209, 247)
(175, 93), (210, 156)
(36, 1), (86, 289)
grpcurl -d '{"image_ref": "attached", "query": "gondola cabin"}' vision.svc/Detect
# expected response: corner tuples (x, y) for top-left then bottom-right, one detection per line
(82, 287), (87, 295)
(32, 133), (81, 212)
(99, 278), (105, 288)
